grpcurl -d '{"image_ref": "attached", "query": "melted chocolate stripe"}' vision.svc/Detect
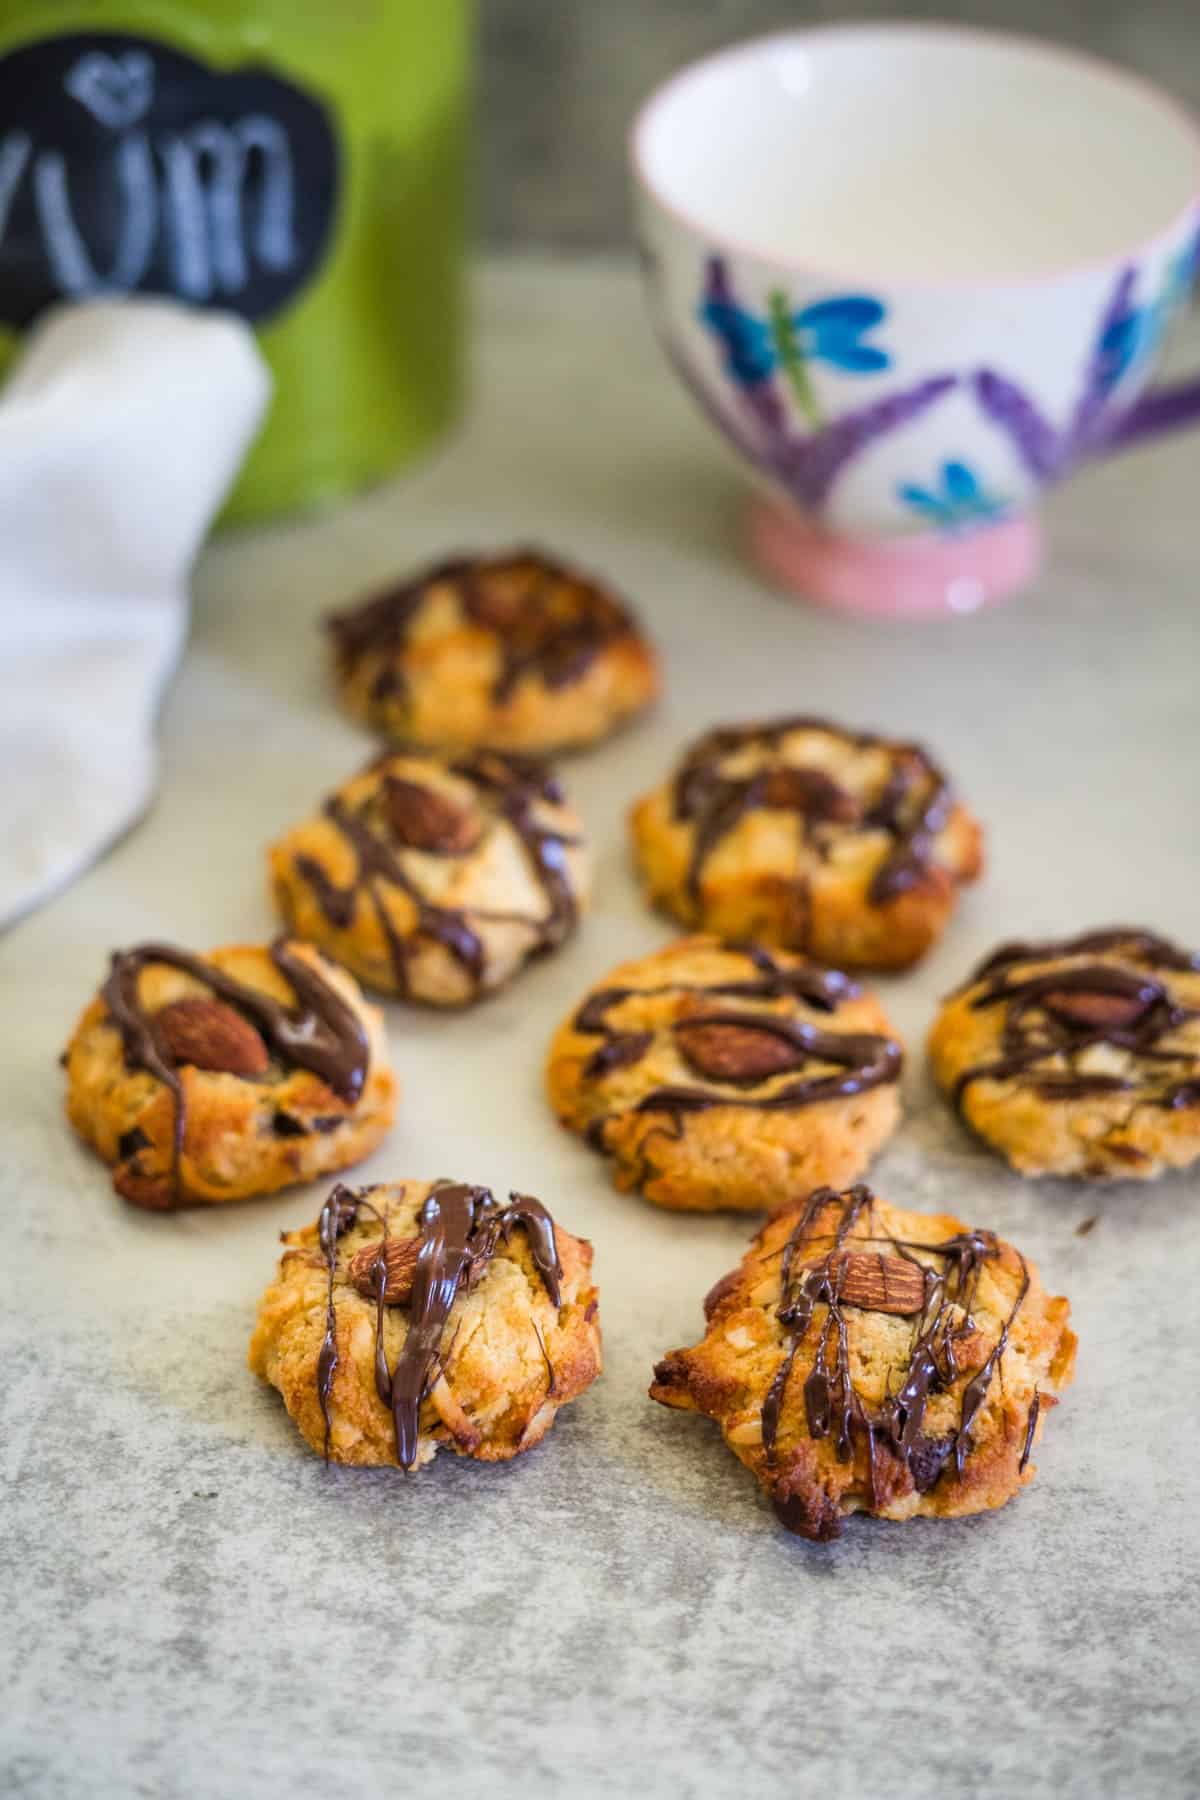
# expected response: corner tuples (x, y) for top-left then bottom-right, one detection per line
(316, 1184), (382, 1460)
(1019, 1388), (1041, 1473)
(969, 964), (1167, 1014)
(761, 1188), (1029, 1510)
(328, 794), (484, 991)
(575, 946), (899, 1143)
(627, 1058), (900, 1122)
(327, 557), (471, 668)
(390, 1184), (479, 1469)
(950, 932), (1200, 1113)
(327, 550), (637, 709)
(102, 941), (370, 1204)
(670, 717), (953, 914)
(763, 1185), (869, 1456)
(296, 755), (579, 998)
(963, 927), (1200, 984)
(575, 947), (861, 1035)
(677, 1009), (901, 1073)
(454, 753), (580, 946)
(315, 1181), (564, 1471)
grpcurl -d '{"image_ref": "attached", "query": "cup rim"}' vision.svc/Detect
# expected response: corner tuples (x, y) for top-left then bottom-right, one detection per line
(630, 19), (1200, 291)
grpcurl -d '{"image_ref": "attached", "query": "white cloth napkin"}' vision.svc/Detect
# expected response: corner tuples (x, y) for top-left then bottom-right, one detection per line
(0, 298), (270, 929)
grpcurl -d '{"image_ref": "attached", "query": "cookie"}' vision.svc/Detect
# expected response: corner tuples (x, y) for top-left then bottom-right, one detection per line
(629, 716), (983, 969)
(268, 749), (591, 1006)
(546, 936), (903, 1212)
(651, 1183), (1075, 1540)
(327, 549), (660, 754)
(63, 939), (396, 1210)
(249, 1178), (602, 1469)
(929, 926), (1200, 1180)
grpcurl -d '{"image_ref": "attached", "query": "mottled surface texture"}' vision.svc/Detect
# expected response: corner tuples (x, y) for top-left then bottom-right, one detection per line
(3, 262), (1199, 1796)
(480, 0), (1200, 244)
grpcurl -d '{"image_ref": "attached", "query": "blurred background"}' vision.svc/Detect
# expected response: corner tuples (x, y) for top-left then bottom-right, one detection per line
(481, 0), (1200, 246)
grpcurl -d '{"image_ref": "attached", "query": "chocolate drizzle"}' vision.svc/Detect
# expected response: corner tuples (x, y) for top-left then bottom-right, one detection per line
(315, 1180), (563, 1470)
(456, 754), (579, 950)
(291, 753), (581, 998)
(574, 943), (900, 1148)
(317, 1184), (363, 1459)
(327, 550), (638, 711)
(1019, 1388), (1041, 1473)
(950, 927), (1200, 1111)
(761, 1186), (1030, 1516)
(967, 928), (1200, 982)
(101, 940), (370, 1204)
(669, 718), (953, 914)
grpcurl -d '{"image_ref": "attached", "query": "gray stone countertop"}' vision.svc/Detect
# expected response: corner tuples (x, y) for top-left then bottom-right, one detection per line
(2, 259), (1197, 1799)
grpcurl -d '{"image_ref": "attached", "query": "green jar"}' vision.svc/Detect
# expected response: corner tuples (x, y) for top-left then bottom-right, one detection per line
(0, 1), (470, 520)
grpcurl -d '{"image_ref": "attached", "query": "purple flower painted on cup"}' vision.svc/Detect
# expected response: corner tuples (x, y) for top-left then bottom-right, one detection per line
(898, 460), (1008, 533)
(976, 238), (1200, 481)
(1097, 241), (1197, 393)
(782, 377), (958, 510)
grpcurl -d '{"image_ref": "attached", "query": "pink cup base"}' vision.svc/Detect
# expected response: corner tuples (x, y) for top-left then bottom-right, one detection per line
(747, 496), (1042, 617)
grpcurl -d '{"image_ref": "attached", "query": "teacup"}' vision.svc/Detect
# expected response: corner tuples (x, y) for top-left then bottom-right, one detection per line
(632, 24), (1200, 614)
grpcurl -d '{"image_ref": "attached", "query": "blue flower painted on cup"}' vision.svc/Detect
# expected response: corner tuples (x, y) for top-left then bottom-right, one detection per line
(897, 460), (1008, 533)
(700, 286), (891, 428)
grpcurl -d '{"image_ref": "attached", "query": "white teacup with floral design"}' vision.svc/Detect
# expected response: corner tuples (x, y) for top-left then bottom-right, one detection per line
(633, 24), (1200, 614)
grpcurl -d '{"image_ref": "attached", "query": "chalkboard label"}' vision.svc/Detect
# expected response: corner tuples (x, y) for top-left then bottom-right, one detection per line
(0, 31), (341, 327)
